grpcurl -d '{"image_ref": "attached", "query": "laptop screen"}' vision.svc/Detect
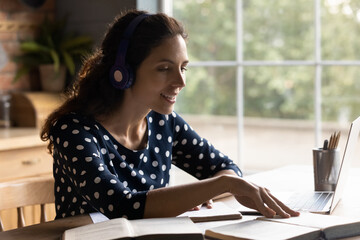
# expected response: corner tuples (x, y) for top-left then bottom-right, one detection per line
(330, 116), (360, 213)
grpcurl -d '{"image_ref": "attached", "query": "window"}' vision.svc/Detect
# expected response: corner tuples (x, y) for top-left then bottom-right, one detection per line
(169, 0), (360, 172)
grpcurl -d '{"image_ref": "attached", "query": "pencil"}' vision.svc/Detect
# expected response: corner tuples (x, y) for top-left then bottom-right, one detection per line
(329, 133), (334, 149)
(328, 131), (340, 150)
(335, 131), (340, 149)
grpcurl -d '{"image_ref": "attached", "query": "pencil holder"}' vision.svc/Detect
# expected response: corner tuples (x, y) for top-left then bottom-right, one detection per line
(312, 148), (341, 191)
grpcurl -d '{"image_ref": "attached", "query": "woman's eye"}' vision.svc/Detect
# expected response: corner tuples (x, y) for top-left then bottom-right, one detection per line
(181, 67), (188, 72)
(158, 67), (169, 72)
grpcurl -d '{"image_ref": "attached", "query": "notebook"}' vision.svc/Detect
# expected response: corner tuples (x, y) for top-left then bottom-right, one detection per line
(284, 116), (360, 214)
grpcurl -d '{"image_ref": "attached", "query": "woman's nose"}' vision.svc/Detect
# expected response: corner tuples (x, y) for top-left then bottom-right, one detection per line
(174, 70), (186, 88)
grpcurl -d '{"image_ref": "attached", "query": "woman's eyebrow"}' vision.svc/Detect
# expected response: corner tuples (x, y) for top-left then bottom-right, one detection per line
(157, 59), (189, 64)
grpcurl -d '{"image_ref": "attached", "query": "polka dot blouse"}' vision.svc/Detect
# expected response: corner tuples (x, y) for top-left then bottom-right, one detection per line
(50, 111), (242, 220)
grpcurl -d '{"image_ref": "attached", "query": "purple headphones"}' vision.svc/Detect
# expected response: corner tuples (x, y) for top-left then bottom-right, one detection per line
(109, 14), (151, 89)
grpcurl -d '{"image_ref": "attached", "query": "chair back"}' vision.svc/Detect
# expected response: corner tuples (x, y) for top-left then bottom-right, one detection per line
(0, 175), (55, 231)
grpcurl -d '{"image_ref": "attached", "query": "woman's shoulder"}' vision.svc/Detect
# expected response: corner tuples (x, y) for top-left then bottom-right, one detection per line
(51, 112), (98, 133)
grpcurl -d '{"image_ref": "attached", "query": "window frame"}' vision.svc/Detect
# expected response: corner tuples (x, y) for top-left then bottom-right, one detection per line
(163, 0), (360, 168)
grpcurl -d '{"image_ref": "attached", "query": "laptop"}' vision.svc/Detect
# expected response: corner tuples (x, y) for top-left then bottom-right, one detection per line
(239, 116), (360, 215)
(285, 117), (360, 214)
(284, 116), (360, 214)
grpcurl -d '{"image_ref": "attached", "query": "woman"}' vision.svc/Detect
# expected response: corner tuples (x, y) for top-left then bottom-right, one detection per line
(41, 10), (299, 220)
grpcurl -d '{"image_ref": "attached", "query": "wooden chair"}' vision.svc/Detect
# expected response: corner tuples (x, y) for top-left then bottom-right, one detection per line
(0, 175), (55, 231)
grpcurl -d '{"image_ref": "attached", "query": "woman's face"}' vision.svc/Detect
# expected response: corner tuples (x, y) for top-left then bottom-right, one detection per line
(131, 34), (189, 115)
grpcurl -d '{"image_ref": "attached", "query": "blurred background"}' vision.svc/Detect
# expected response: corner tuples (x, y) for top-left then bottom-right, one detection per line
(1, 0), (360, 174)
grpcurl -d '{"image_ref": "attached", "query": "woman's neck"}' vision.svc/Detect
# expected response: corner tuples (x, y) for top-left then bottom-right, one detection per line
(96, 105), (150, 151)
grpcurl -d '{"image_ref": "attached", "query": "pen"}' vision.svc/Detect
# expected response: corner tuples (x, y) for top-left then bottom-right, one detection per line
(323, 139), (328, 150)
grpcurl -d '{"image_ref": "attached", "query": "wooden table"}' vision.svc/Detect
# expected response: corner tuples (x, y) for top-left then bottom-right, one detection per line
(0, 214), (92, 240)
(1, 165), (359, 239)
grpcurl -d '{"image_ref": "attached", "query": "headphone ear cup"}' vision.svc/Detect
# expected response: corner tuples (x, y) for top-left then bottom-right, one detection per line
(110, 64), (134, 89)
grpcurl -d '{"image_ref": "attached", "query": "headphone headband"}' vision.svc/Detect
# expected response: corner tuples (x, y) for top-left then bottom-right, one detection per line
(115, 13), (151, 65)
(123, 14), (151, 39)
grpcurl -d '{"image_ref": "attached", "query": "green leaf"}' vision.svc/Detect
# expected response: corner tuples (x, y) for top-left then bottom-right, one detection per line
(20, 42), (50, 53)
(62, 51), (75, 75)
(13, 66), (31, 82)
(61, 36), (93, 50)
(49, 49), (60, 72)
(46, 35), (55, 50)
(13, 15), (94, 88)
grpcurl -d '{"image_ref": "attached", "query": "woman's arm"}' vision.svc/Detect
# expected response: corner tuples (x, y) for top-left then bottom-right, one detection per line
(144, 172), (300, 219)
(144, 174), (227, 218)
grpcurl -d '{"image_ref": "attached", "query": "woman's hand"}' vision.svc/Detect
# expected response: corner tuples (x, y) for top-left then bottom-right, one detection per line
(188, 199), (213, 211)
(224, 175), (300, 218)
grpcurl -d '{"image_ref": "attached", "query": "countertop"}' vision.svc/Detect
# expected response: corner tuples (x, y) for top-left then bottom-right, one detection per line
(0, 128), (45, 151)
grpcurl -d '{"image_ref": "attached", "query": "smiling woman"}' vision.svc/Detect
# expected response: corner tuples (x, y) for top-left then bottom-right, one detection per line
(40, 9), (299, 221)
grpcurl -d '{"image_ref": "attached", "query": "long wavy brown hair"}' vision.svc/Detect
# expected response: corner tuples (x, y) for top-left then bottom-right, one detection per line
(40, 10), (188, 153)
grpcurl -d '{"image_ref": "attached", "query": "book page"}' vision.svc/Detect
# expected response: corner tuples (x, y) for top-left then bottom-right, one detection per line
(177, 202), (242, 222)
(258, 212), (360, 239)
(196, 219), (244, 234)
(130, 217), (203, 239)
(63, 217), (203, 240)
(205, 219), (321, 240)
(89, 212), (109, 223)
(258, 212), (359, 229)
(62, 218), (132, 240)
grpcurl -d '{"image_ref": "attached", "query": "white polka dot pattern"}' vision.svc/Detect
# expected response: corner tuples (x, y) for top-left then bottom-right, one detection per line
(50, 111), (241, 220)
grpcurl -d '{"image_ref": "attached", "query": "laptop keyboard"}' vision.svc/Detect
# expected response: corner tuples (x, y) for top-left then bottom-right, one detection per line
(285, 192), (333, 212)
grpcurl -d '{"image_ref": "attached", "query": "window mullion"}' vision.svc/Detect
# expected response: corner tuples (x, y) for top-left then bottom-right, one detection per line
(315, 0), (322, 146)
(236, 0), (244, 169)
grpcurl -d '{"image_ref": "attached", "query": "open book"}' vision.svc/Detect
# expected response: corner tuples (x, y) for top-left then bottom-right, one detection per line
(89, 202), (242, 224)
(205, 212), (360, 240)
(62, 217), (203, 240)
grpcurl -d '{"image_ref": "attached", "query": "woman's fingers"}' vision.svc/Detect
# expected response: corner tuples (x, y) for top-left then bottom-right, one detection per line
(252, 187), (300, 218)
(259, 187), (290, 218)
(205, 199), (214, 209)
(190, 205), (201, 211)
(188, 199), (214, 211)
(250, 188), (278, 218)
(233, 179), (299, 218)
(267, 191), (300, 217)
(236, 189), (277, 218)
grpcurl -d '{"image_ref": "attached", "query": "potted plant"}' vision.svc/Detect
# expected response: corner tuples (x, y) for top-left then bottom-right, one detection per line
(13, 16), (93, 92)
